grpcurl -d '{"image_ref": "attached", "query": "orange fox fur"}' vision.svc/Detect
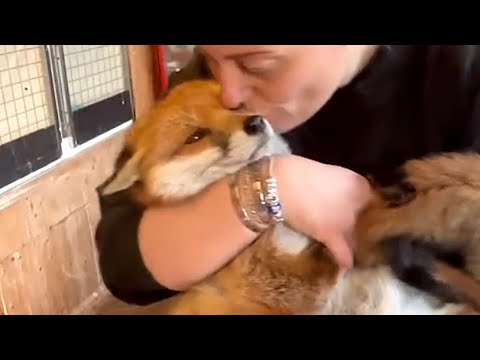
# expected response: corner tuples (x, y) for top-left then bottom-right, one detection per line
(102, 79), (480, 315)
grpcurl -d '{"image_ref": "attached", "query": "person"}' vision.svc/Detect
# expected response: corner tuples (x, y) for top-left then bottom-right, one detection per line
(95, 45), (480, 306)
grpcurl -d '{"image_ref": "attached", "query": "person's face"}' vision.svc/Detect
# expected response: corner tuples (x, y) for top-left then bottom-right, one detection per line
(197, 45), (353, 133)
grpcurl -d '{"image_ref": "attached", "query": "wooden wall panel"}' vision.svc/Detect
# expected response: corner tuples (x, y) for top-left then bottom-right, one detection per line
(0, 45), (161, 315)
(0, 129), (128, 314)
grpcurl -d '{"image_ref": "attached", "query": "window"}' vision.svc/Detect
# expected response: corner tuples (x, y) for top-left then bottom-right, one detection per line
(0, 45), (134, 192)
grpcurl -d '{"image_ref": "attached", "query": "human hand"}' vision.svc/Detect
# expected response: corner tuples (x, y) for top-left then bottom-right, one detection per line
(274, 155), (372, 268)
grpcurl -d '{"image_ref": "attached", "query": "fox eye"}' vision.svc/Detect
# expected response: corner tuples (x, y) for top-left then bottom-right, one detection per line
(185, 128), (210, 145)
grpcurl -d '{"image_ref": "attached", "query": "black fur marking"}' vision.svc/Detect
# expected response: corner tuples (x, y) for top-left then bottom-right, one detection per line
(368, 165), (410, 189)
(114, 147), (134, 171)
(385, 234), (466, 303)
(96, 146), (133, 194)
(379, 182), (417, 207)
(96, 145), (144, 200)
(367, 166), (417, 207)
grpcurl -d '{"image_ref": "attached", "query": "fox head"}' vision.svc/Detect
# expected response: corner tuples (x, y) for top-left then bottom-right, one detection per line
(101, 80), (290, 205)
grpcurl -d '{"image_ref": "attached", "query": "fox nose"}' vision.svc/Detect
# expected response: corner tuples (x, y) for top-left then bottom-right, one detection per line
(244, 116), (266, 135)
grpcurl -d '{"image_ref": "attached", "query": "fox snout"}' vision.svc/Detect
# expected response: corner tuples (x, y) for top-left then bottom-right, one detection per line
(243, 115), (266, 136)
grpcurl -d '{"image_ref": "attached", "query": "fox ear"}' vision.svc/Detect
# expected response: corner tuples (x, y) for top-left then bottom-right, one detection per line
(101, 153), (141, 196)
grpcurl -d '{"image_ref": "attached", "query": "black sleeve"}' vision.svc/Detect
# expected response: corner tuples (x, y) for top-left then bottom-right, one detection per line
(444, 46), (480, 153)
(94, 49), (211, 305)
(94, 189), (178, 305)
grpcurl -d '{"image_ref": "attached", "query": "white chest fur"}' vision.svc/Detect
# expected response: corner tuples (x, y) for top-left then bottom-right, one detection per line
(317, 267), (444, 315)
(270, 222), (445, 315)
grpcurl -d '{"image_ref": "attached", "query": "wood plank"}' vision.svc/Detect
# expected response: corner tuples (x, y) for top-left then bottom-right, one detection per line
(126, 45), (162, 119)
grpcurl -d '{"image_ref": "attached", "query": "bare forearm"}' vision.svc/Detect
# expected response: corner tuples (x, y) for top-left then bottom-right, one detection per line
(138, 177), (257, 291)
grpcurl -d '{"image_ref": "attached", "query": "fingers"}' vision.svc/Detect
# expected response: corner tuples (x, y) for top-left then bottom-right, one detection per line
(355, 176), (374, 208)
(323, 233), (354, 269)
(330, 165), (373, 210)
(345, 172), (374, 214)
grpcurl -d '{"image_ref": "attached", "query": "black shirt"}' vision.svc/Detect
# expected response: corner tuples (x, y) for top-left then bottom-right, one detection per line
(94, 45), (480, 305)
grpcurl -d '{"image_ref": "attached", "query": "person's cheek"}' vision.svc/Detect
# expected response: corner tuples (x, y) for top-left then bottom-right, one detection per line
(259, 79), (298, 105)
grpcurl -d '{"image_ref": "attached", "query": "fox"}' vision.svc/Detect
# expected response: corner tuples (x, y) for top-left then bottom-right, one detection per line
(100, 79), (480, 315)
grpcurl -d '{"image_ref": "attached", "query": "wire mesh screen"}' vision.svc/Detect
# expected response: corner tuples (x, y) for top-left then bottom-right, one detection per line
(61, 45), (133, 146)
(0, 45), (55, 146)
(0, 44), (135, 191)
(63, 45), (128, 110)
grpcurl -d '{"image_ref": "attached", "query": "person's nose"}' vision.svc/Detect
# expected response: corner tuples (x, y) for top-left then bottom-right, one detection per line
(216, 67), (250, 110)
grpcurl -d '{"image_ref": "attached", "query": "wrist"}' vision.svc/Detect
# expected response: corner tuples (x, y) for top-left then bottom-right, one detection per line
(229, 156), (285, 233)
(272, 154), (301, 227)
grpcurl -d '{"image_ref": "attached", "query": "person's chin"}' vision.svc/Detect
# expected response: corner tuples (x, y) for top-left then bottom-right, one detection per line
(271, 116), (307, 134)
(264, 112), (295, 134)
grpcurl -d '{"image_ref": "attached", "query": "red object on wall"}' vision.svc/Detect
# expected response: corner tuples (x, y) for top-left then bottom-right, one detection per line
(155, 45), (168, 91)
